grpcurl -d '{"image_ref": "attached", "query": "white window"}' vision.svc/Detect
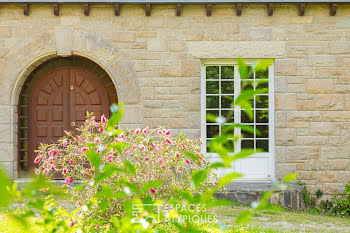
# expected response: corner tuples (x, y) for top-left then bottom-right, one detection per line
(201, 60), (275, 181)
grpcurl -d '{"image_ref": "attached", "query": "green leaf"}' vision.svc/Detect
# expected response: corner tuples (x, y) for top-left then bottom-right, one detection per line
(86, 150), (101, 171)
(109, 142), (130, 154)
(238, 57), (248, 80)
(236, 210), (253, 224)
(229, 149), (256, 162)
(111, 215), (120, 229)
(95, 164), (124, 183)
(184, 151), (199, 162)
(206, 113), (217, 123)
(217, 172), (243, 189)
(254, 59), (274, 71)
(192, 170), (208, 188)
(0, 167), (11, 207)
(283, 173), (297, 183)
(108, 105), (124, 129)
(74, 185), (84, 191)
(209, 162), (225, 169)
(123, 160), (136, 175)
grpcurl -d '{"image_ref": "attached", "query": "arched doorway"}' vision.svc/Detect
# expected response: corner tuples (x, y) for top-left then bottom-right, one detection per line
(18, 56), (118, 175)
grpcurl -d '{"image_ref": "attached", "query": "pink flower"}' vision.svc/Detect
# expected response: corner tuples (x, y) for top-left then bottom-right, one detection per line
(119, 134), (125, 138)
(62, 168), (68, 174)
(165, 138), (173, 145)
(165, 129), (171, 135)
(81, 147), (88, 153)
(50, 164), (55, 170)
(139, 144), (145, 150)
(101, 115), (107, 123)
(77, 200), (82, 206)
(99, 128), (103, 132)
(150, 187), (156, 194)
(143, 127), (149, 134)
(65, 177), (74, 184)
(62, 139), (68, 146)
(158, 158), (163, 163)
(115, 138), (123, 143)
(134, 128), (141, 134)
(186, 159), (190, 164)
(69, 221), (75, 227)
(102, 123), (107, 128)
(34, 156), (41, 164)
(96, 225), (100, 229)
(78, 139), (83, 143)
(43, 168), (49, 175)
(145, 157), (149, 161)
(95, 123), (100, 128)
(175, 152), (180, 158)
(48, 157), (54, 163)
(157, 130), (162, 135)
(94, 138), (100, 144)
(48, 149), (57, 156)
(69, 160), (73, 165)
(107, 155), (112, 160)
(162, 165), (167, 168)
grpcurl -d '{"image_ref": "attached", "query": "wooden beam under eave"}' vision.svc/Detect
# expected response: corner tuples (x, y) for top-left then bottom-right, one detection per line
(83, 4), (89, 16)
(176, 3), (182, 16)
(206, 4), (212, 16)
(23, 3), (29, 16)
(145, 4), (151, 16)
(330, 3), (337, 16)
(53, 4), (59, 16)
(298, 3), (306, 16)
(267, 3), (274, 16)
(236, 3), (242, 16)
(114, 3), (120, 16)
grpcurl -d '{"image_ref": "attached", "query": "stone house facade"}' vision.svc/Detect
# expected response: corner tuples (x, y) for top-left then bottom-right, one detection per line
(0, 1), (349, 197)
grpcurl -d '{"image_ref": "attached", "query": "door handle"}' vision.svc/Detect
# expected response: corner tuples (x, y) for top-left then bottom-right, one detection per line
(71, 122), (75, 126)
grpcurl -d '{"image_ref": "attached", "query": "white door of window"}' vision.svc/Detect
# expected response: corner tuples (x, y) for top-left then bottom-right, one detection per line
(200, 60), (275, 181)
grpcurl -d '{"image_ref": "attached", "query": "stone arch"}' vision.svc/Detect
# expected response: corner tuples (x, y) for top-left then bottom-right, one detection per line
(0, 29), (141, 178)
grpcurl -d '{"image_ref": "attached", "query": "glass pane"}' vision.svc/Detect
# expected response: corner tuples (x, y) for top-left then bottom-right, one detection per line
(242, 125), (254, 138)
(256, 125), (269, 138)
(242, 140), (254, 149)
(256, 95), (268, 108)
(206, 96), (219, 108)
(241, 80), (254, 92)
(206, 140), (212, 152)
(206, 81), (219, 94)
(256, 140), (269, 152)
(241, 111), (254, 123)
(206, 66), (219, 79)
(256, 110), (269, 123)
(247, 66), (254, 79)
(221, 110), (234, 123)
(221, 66), (234, 79)
(207, 125), (219, 138)
(256, 70), (268, 79)
(222, 125), (234, 135)
(206, 110), (219, 123)
(223, 140), (235, 152)
(257, 81), (268, 90)
(221, 81), (234, 94)
(221, 96), (234, 109)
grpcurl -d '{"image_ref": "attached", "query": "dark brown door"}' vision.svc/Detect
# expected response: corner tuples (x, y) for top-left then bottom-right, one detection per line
(29, 68), (110, 170)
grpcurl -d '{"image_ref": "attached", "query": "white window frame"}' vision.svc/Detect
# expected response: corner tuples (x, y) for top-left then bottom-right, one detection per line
(200, 59), (275, 181)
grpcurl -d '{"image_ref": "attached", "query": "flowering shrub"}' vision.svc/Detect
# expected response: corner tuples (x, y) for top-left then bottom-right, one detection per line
(34, 112), (214, 229)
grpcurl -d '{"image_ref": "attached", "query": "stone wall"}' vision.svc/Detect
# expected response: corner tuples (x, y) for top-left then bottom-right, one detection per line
(0, 3), (349, 197)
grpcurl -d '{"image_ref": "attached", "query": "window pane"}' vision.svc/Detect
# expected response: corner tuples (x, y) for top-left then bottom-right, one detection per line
(257, 81), (268, 89)
(207, 125), (219, 138)
(221, 110), (234, 123)
(241, 80), (254, 92)
(206, 81), (219, 94)
(242, 140), (254, 149)
(247, 66), (254, 79)
(256, 125), (269, 138)
(221, 96), (234, 109)
(207, 140), (212, 152)
(256, 110), (269, 123)
(223, 140), (235, 152)
(242, 125), (254, 138)
(221, 124), (234, 135)
(206, 66), (219, 79)
(256, 140), (269, 152)
(206, 110), (219, 123)
(221, 81), (234, 94)
(256, 95), (268, 109)
(206, 96), (219, 108)
(241, 111), (254, 123)
(256, 70), (268, 79)
(221, 66), (234, 79)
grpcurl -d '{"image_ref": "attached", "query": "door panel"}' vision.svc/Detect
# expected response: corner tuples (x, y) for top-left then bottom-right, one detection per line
(29, 68), (110, 171)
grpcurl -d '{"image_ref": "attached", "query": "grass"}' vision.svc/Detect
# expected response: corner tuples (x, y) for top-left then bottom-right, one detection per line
(1, 204), (350, 233)
(211, 204), (350, 233)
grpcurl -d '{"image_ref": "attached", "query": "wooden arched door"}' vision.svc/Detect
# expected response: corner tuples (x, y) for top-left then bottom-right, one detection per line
(28, 67), (110, 170)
